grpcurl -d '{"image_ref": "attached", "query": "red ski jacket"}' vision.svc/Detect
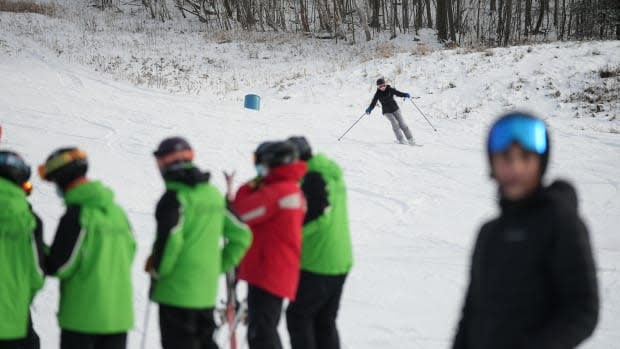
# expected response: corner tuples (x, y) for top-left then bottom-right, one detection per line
(232, 161), (307, 300)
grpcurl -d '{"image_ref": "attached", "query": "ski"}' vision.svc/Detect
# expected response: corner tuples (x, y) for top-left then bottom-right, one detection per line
(225, 269), (238, 349)
(394, 141), (423, 147)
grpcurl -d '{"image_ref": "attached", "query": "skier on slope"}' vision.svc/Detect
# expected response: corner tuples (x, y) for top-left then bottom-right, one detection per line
(451, 111), (599, 349)
(365, 78), (416, 145)
(40, 147), (135, 349)
(232, 141), (307, 349)
(145, 137), (252, 349)
(0, 151), (45, 349)
(285, 136), (353, 349)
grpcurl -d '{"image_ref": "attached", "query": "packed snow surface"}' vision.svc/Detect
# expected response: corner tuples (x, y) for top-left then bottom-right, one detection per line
(1, 7), (619, 349)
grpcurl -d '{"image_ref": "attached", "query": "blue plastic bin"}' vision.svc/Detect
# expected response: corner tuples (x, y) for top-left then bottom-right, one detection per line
(244, 94), (261, 111)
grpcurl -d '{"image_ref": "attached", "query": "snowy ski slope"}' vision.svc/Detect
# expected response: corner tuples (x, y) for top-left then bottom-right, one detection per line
(1, 10), (619, 349)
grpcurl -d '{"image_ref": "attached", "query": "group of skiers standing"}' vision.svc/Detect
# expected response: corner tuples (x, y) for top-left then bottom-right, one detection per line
(0, 136), (353, 349)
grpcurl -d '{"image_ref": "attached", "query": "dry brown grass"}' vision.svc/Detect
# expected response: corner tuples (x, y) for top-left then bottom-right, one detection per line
(411, 43), (430, 56)
(376, 42), (397, 58)
(0, 0), (56, 16)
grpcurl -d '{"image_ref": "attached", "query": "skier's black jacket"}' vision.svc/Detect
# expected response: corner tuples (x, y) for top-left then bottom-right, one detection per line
(367, 85), (407, 114)
(453, 180), (599, 349)
(301, 172), (329, 224)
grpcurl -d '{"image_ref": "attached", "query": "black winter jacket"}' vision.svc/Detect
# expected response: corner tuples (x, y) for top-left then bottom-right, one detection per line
(452, 180), (599, 349)
(367, 85), (407, 114)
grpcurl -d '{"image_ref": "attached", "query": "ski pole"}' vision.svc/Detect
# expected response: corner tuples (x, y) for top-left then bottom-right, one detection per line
(337, 113), (366, 141)
(140, 300), (152, 349)
(409, 98), (438, 132)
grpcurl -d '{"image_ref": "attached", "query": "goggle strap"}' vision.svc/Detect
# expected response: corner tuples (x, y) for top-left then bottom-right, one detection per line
(156, 149), (194, 168)
(39, 149), (87, 179)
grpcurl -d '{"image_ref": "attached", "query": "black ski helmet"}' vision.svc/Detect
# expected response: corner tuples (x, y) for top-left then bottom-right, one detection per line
(376, 78), (385, 86)
(258, 141), (299, 168)
(287, 136), (312, 161)
(0, 150), (31, 185)
(486, 111), (550, 177)
(153, 137), (192, 158)
(40, 147), (88, 189)
(254, 141), (275, 165)
(153, 137), (194, 174)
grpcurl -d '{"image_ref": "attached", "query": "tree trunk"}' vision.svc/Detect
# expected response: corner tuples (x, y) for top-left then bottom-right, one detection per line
(322, 0), (333, 32)
(560, 0), (566, 39)
(370, 0), (380, 28)
(534, 0), (547, 34)
(143, 0), (156, 19)
(354, 0), (372, 40)
(425, 0), (432, 27)
(525, 0), (532, 35)
(436, 0), (448, 41)
(415, 0), (422, 30)
(333, 0), (346, 38)
(447, 0), (457, 42)
(391, 0), (398, 38)
(279, 0), (286, 31)
(476, 0), (481, 40)
(456, 0), (461, 37)
(299, 0), (310, 31)
(497, 0), (504, 44)
(381, 0), (387, 28)
(503, 0), (512, 45)
(402, 0), (409, 32)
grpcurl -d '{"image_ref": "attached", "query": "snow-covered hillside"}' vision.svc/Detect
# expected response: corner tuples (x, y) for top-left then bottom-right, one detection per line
(1, 5), (619, 349)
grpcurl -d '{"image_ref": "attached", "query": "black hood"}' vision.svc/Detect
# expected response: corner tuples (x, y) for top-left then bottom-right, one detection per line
(164, 166), (210, 186)
(545, 179), (579, 212)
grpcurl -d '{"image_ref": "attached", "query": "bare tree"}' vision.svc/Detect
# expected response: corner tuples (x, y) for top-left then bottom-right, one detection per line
(130, 0), (618, 45)
(353, 0), (372, 40)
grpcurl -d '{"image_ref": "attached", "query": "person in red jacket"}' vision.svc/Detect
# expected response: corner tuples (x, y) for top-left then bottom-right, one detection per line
(232, 141), (307, 349)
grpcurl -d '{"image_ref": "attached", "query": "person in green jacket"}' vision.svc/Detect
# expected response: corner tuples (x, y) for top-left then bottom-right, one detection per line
(145, 137), (252, 349)
(0, 151), (46, 349)
(285, 136), (354, 349)
(39, 147), (135, 349)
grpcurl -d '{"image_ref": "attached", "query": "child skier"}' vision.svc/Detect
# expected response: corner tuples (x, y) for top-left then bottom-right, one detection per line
(286, 136), (353, 349)
(232, 141), (307, 349)
(0, 151), (45, 349)
(146, 137), (251, 349)
(41, 148), (135, 349)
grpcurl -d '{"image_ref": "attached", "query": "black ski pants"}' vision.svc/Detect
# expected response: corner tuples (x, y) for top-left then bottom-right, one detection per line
(159, 304), (218, 349)
(0, 315), (40, 349)
(247, 285), (284, 349)
(60, 330), (126, 349)
(286, 271), (347, 349)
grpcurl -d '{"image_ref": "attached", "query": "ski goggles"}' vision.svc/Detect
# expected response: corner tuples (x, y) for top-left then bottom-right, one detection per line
(38, 149), (87, 180)
(488, 114), (548, 154)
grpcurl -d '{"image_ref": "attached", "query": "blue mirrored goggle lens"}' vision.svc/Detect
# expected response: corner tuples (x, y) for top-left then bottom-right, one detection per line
(488, 116), (547, 154)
